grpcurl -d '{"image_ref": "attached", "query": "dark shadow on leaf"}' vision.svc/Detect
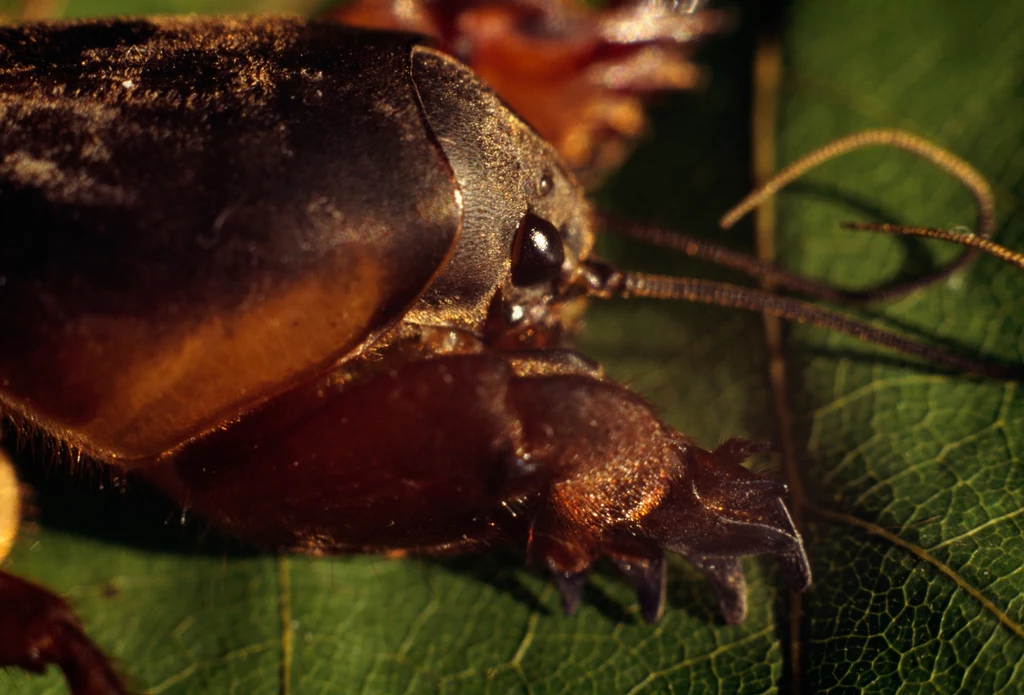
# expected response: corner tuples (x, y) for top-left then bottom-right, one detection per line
(793, 346), (1020, 380)
(428, 554), (719, 624)
(783, 182), (902, 225)
(7, 437), (255, 557)
(782, 182), (951, 288)
(435, 552), (552, 618)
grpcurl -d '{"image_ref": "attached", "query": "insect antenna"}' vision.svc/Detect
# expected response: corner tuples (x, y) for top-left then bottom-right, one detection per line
(839, 222), (1024, 270)
(600, 216), (861, 303)
(581, 130), (1022, 380)
(603, 128), (1009, 301)
(578, 264), (1020, 380)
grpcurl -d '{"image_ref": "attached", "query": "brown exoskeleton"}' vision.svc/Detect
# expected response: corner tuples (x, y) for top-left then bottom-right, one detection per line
(0, 5), (1021, 695)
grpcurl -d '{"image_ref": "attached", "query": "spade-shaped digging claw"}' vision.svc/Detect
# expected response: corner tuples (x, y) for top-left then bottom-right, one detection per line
(689, 556), (747, 624)
(628, 437), (811, 622)
(776, 547), (813, 594)
(611, 553), (667, 624)
(527, 421), (809, 624)
(755, 496), (813, 594)
(552, 569), (590, 616)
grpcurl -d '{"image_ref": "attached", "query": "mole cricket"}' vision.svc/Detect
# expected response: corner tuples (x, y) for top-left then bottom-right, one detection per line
(1, 2), (1021, 694)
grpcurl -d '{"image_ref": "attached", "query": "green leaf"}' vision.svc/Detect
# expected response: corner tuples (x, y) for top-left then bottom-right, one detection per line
(775, 2), (1024, 692)
(4, 1), (1022, 693)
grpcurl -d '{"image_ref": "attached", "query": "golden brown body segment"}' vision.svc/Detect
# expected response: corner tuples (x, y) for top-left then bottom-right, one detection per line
(0, 19), (460, 460)
(0, 15), (809, 695)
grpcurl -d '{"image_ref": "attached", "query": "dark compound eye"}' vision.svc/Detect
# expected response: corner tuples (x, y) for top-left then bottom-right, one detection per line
(511, 213), (565, 287)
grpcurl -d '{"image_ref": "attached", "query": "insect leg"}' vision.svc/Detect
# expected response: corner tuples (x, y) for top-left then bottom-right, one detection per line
(0, 450), (16, 563)
(0, 450), (127, 695)
(143, 353), (808, 624)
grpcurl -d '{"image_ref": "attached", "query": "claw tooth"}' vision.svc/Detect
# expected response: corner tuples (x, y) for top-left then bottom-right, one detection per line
(691, 556), (747, 624)
(612, 555), (666, 623)
(777, 548), (813, 592)
(764, 499), (812, 591)
(552, 570), (588, 616)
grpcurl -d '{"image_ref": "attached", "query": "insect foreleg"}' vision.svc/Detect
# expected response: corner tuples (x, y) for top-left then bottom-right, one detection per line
(142, 354), (809, 624)
(0, 451), (127, 695)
